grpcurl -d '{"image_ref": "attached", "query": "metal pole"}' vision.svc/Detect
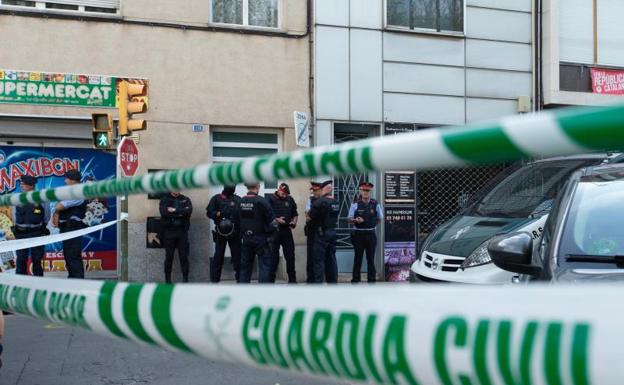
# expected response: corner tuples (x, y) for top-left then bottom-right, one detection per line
(120, 193), (128, 282)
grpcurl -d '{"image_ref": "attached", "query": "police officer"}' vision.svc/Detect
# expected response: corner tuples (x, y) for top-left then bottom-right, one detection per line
(267, 183), (298, 283)
(13, 175), (47, 276)
(159, 191), (193, 283)
(304, 181), (322, 283)
(206, 185), (241, 283)
(238, 182), (276, 284)
(52, 170), (87, 279)
(348, 181), (383, 283)
(308, 180), (340, 283)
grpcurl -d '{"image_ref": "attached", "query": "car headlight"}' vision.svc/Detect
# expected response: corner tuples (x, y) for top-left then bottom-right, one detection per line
(461, 241), (492, 269)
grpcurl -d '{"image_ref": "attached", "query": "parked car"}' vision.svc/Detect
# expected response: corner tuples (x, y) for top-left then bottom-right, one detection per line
(489, 163), (624, 282)
(410, 153), (624, 284)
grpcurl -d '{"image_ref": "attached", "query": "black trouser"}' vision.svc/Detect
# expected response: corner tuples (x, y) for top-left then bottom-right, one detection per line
(15, 230), (45, 277)
(352, 231), (377, 282)
(306, 228), (315, 283)
(60, 223), (85, 279)
(312, 228), (337, 284)
(239, 234), (274, 284)
(210, 232), (241, 283)
(273, 227), (296, 283)
(164, 230), (189, 283)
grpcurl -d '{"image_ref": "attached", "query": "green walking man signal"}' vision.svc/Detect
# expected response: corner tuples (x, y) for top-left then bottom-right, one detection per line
(92, 113), (114, 150)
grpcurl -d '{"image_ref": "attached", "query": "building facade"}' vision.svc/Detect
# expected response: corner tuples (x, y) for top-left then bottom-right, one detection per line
(0, 0), (311, 282)
(313, 0), (535, 279)
(541, 0), (624, 107)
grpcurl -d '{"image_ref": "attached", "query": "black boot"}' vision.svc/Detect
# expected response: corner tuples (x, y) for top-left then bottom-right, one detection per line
(182, 274), (189, 283)
(165, 272), (172, 284)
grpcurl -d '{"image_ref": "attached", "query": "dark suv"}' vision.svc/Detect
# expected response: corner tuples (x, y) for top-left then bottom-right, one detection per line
(489, 163), (624, 282)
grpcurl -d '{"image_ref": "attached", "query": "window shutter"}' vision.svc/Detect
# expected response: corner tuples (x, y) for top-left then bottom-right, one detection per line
(40, 0), (119, 8)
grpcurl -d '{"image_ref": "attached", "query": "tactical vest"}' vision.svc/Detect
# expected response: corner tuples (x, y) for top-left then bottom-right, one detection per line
(58, 201), (87, 223)
(321, 196), (340, 230)
(217, 194), (240, 223)
(240, 194), (267, 235)
(354, 199), (378, 229)
(164, 195), (191, 230)
(269, 194), (293, 223)
(15, 203), (45, 228)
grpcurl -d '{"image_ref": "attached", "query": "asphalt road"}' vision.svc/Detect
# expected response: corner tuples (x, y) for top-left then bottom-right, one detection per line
(0, 314), (343, 385)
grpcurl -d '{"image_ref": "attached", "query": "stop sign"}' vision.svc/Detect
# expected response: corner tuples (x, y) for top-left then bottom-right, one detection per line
(118, 137), (139, 177)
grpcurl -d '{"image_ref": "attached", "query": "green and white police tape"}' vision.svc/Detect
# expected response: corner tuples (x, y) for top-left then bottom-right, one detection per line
(0, 274), (611, 385)
(1, 103), (624, 206)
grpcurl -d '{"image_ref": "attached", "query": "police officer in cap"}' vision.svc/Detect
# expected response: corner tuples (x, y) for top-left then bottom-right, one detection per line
(206, 185), (241, 283)
(304, 181), (322, 283)
(52, 169), (87, 279)
(160, 191), (193, 283)
(13, 175), (48, 276)
(267, 183), (298, 283)
(238, 182), (276, 283)
(348, 181), (383, 283)
(308, 180), (339, 283)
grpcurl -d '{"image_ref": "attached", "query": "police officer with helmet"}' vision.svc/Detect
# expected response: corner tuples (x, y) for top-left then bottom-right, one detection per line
(52, 169), (87, 279)
(206, 185), (241, 283)
(238, 182), (276, 283)
(159, 191), (193, 283)
(267, 183), (298, 283)
(308, 180), (340, 283)
(12, 175), (48, 276)
(348, 181), (383, 283)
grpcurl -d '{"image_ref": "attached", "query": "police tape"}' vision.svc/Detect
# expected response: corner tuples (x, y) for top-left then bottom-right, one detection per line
(0, 216), (124, 253)
(1, 103), (624, 207)
(0, 274), (617, 385)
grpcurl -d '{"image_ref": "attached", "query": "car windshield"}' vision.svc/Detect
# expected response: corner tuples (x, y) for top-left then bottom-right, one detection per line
(465, 159), (596, 218)
(559, 172), (624, 259)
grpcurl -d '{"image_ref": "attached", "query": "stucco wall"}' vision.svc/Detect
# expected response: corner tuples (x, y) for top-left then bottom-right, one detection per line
(0, 0), (311, 282)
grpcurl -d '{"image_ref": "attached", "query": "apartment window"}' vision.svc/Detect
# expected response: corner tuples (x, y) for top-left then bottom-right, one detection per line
(211, 0), (279, 28)
(387, 0), (463, 33)
(0, 0), (119, 14)
(212, 131), (280, 189)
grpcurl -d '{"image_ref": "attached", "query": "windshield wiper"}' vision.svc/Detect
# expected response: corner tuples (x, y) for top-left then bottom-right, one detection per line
(566, 254), (624, 267)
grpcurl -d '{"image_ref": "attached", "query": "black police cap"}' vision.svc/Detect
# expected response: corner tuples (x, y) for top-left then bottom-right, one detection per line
(20, 175), (37, 186)
(64, 169), (82, 182)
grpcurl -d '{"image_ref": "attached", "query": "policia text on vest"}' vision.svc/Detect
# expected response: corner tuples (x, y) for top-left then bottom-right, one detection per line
(238, 183), (278, 284)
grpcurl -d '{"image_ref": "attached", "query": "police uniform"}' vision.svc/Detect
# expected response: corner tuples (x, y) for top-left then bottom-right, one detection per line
(238, 188), (276, 283)
(13, 175), (47, 276)
(56, 170), (87, 279)
(159, 192), (193, 283)
(267, 183), (298, 283)
(349, 181), (383, 283)
(308, 180), (339, 283)
(304, 181), (322, 283)
(206, 187), (241, 283)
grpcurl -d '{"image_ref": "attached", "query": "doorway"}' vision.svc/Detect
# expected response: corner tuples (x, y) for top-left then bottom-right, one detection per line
(333, 123), (380, 274)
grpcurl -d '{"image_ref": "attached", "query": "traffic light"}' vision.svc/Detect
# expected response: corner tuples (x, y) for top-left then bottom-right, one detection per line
(118, 80), (147, 136)
(92, 113), (113, 150)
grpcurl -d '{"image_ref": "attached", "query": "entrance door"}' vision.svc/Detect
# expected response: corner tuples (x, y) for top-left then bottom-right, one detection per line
(209, 129), (281, 280)
(333, 123), (379, 273)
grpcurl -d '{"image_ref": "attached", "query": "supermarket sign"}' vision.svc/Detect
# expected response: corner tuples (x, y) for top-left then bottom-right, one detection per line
(591, 68), (624, 95)
(0, 70), (147, 108)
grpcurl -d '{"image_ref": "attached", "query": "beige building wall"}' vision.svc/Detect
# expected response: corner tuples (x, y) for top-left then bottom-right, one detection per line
(0, 0), (311, 282)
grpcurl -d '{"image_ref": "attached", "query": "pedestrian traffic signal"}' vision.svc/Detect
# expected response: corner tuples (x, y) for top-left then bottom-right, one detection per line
(118, 80), (147, 136)
(91, 113), (114, 150)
